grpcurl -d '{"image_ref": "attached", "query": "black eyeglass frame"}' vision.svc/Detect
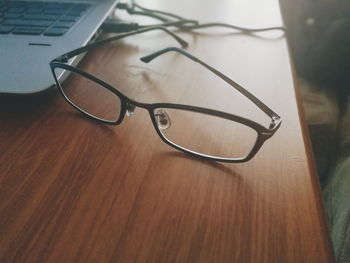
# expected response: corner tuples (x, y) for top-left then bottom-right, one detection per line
(50, 27), (282, 163)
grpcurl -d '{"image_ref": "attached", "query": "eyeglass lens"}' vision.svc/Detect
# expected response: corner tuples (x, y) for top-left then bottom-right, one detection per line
(54, 68), (122, 122)
(153, 108), (258, 159)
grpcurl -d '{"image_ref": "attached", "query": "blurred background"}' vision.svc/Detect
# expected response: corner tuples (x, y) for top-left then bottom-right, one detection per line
(279, 1), (350, 262)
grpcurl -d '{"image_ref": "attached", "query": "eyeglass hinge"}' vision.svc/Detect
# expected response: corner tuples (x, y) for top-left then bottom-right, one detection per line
(54, 55), (69, 63)
(269, 115), (281, 129)
(272, 115), (280, 122)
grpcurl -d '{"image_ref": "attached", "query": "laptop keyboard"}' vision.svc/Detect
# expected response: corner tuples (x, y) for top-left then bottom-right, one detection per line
(0, 1), (90, 36)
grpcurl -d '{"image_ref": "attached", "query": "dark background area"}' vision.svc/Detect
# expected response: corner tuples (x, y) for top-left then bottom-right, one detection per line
(280, 0), (350, 101)
(279, 2), (350, 262)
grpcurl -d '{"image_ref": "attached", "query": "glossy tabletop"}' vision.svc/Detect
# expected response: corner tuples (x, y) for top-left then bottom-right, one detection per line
(0, 0), (334, 262)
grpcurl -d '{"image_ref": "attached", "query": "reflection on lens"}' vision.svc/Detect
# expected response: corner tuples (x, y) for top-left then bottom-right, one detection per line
(153, 108), (258, 159)
(54, 68), (121, 122)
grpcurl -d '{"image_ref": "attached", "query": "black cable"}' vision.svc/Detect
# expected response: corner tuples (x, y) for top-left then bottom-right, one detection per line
(101, 19), (198, 33)
(181, 22), (286, 33)
(115, 1), (286, 33)
(138, 20), (199, 29)
(125, 9), (171, 22)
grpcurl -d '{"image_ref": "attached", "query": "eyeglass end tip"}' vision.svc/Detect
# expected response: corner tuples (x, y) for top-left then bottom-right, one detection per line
(140, 56), (151, 63)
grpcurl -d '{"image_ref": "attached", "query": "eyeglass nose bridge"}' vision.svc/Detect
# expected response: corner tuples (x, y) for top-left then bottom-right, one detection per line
(126, 102), (136, 116)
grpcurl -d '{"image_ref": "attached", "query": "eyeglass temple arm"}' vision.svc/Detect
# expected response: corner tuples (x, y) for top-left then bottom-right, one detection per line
(140, 47), (281, 121)
(52, 26), (188, 63)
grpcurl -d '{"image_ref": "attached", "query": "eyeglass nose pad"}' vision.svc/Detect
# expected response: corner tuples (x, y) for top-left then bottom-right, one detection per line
(155, 109), (171, 130)
(126, 102), (136, 117)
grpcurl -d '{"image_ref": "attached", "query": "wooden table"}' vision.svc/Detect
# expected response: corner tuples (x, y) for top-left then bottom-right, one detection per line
(0, 0), (334, 262)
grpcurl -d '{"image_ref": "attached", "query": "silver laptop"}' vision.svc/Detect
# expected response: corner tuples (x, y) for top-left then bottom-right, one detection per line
(0, 0), (118, 95)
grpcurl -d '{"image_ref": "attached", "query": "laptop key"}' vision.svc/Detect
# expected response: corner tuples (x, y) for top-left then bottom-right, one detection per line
(22, 14), (59, 20)
(13, 26), (45, 35)
(66, 11), (83, 17)
(8, 2), (26, 8)
(54, 20), (74, 28)
(3, 18), (53, 27)
(44, 27), (68, 36)
(26, 7), (44, 14)
(43, 8), (67, 15)
(0, 25), (15, 34)
(26, 2), (44, 8)
(60, 15), (79, 22)
(8, 7), (26, 13)
(45, 2), (74, 9)
(4, 13), (22, 18)
(75, 3), (90, 9)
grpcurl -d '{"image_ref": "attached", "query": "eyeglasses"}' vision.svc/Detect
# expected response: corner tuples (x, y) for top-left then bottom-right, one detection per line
(50, 26), (281, 163)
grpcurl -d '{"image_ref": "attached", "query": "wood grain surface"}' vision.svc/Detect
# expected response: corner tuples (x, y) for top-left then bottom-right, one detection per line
(0, 0), (334, 262)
